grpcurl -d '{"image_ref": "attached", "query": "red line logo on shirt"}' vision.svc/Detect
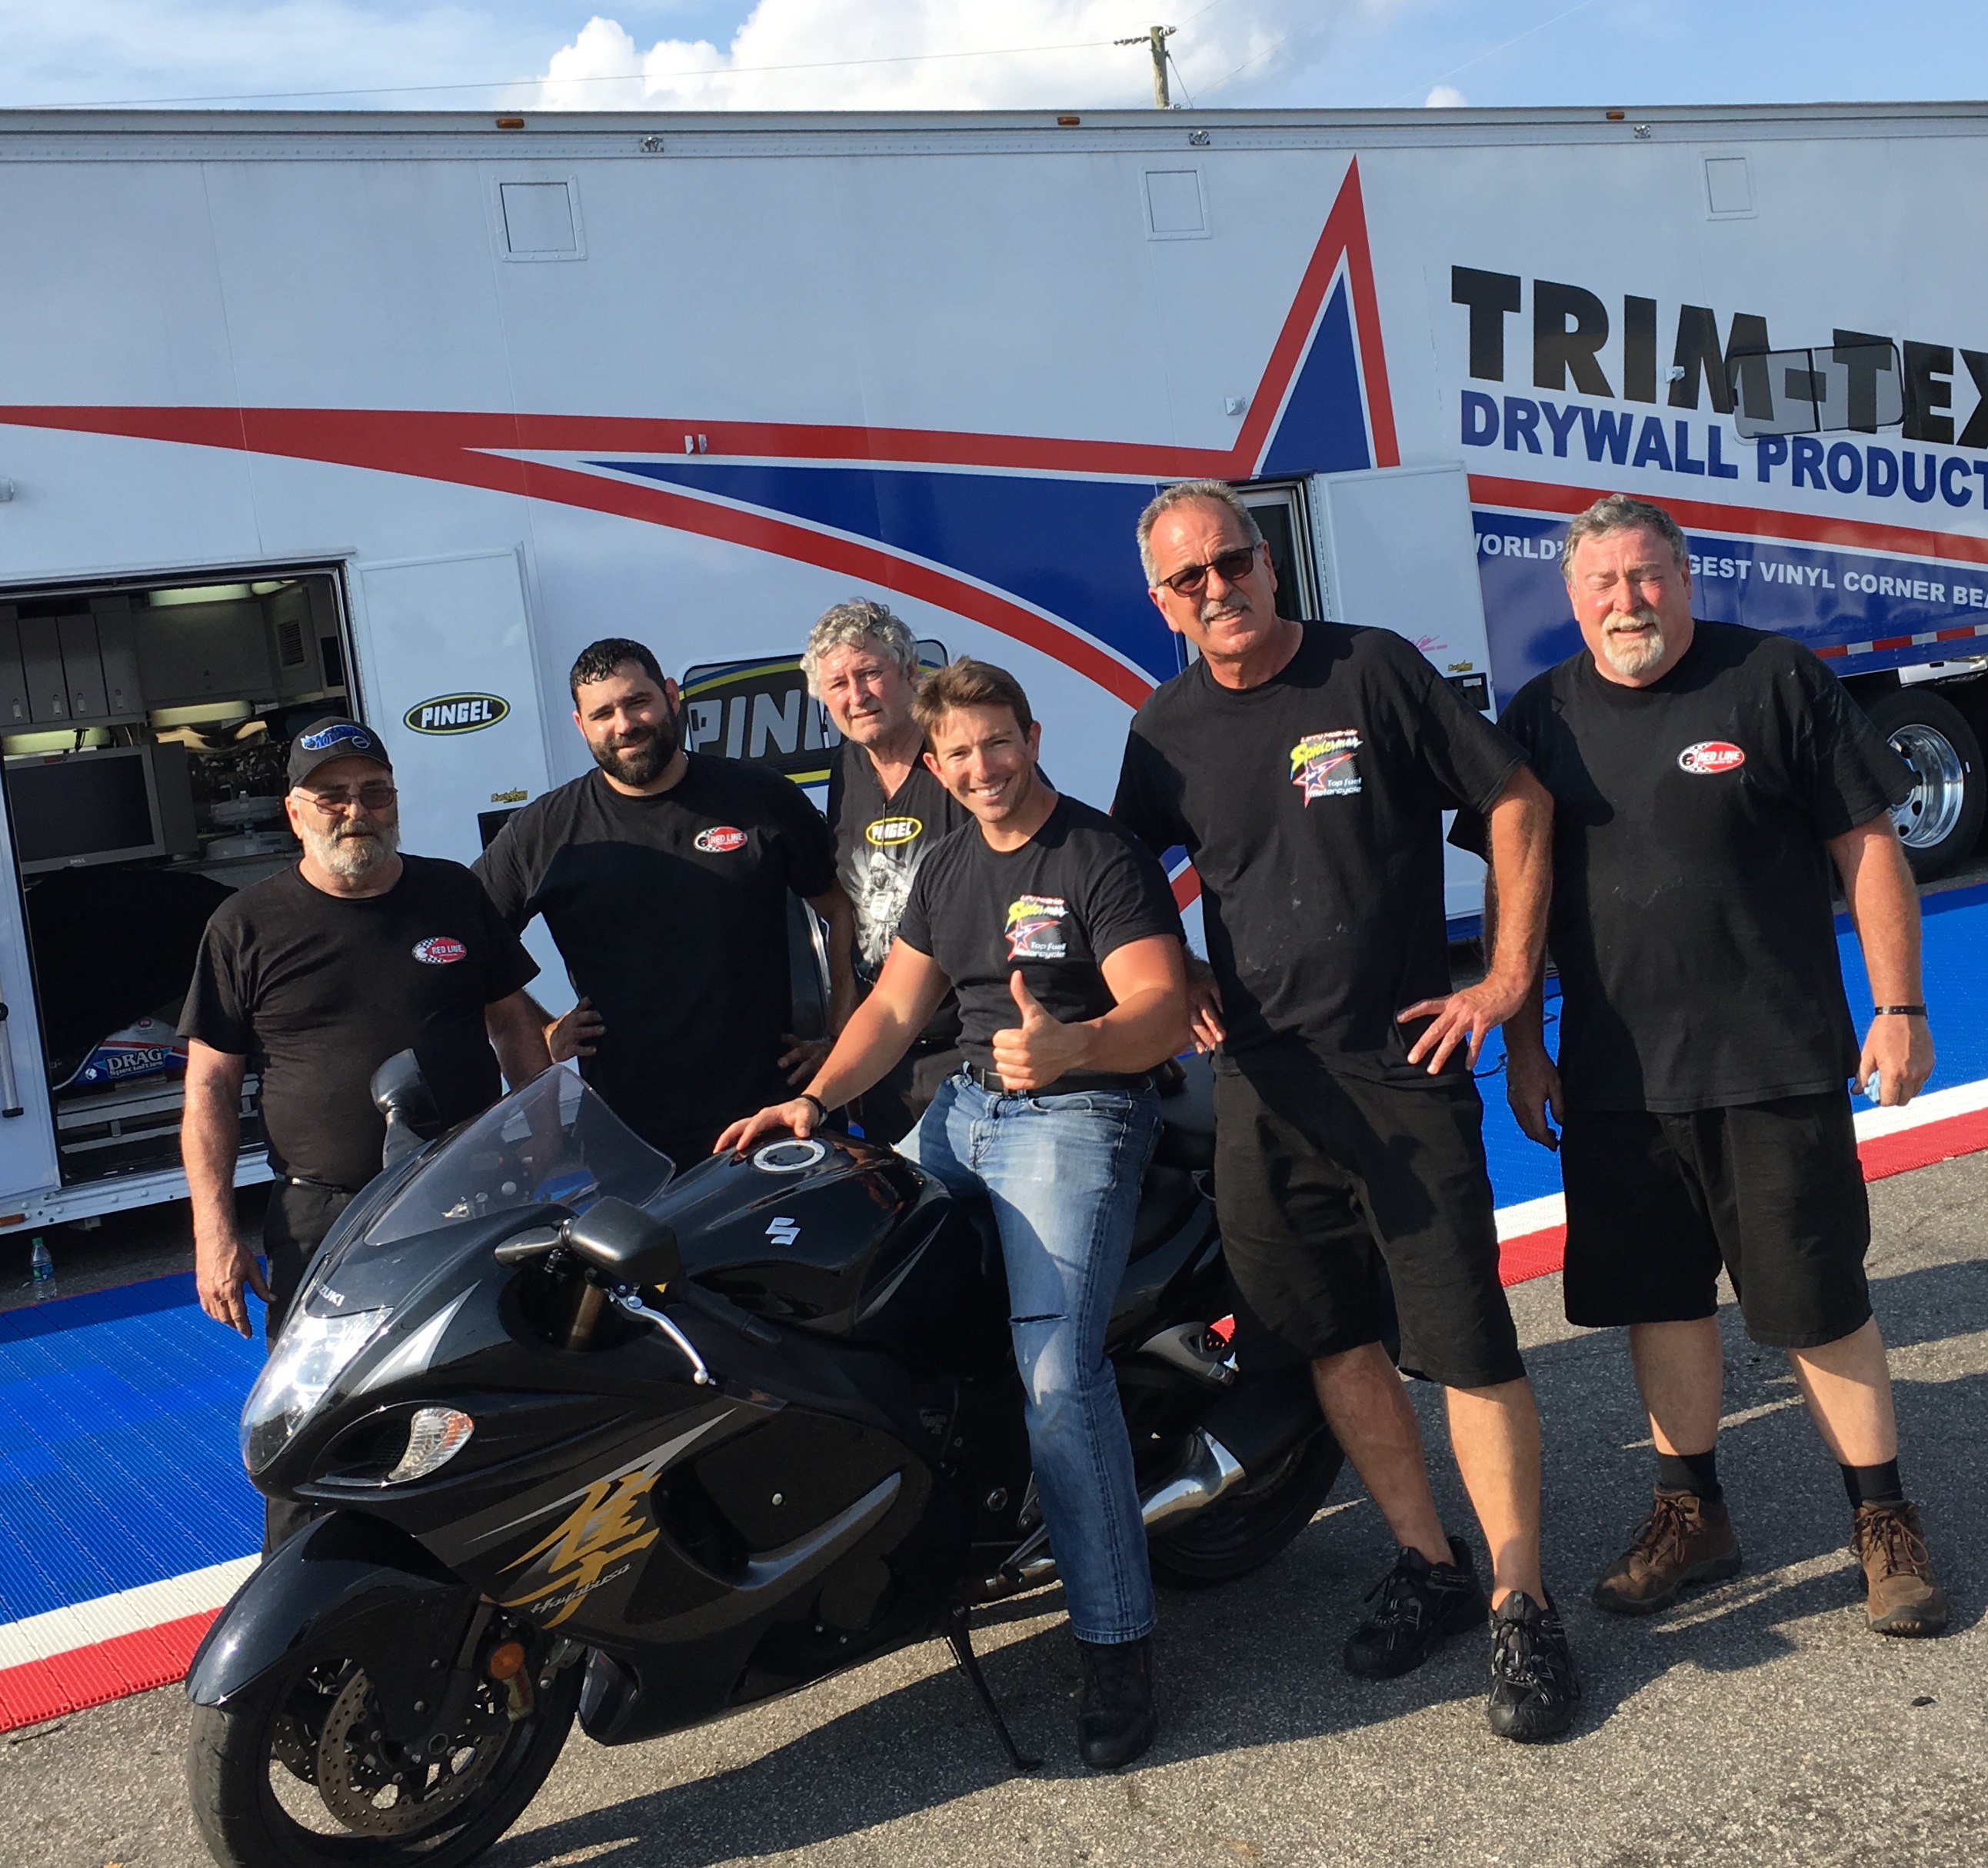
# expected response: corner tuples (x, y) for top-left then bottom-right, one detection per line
(1677, 741), (1747, 775)
(412, 935), (468, 964)
(694, 826), (748, 853)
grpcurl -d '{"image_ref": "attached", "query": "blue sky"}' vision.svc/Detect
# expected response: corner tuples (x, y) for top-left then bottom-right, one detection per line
(2, 0), (1986, 113)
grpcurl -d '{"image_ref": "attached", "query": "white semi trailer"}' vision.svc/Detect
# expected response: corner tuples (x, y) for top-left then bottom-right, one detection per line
(0, 98), (1983, 1232)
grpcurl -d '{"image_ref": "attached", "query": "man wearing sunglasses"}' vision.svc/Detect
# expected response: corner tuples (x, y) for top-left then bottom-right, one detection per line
(1112, 480), (1577, 1741)
(181, 717), (551, 1546)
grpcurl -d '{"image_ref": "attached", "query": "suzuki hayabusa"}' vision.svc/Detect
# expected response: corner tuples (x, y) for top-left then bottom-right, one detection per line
(186, 1055), (1341, 1868)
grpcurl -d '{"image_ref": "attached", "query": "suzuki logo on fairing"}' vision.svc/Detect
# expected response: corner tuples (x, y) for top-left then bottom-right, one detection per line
(765, 1217), (801, 1247)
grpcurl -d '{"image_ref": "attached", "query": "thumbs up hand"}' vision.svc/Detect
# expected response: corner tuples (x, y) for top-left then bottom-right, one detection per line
(991, 971), (1085, 1092)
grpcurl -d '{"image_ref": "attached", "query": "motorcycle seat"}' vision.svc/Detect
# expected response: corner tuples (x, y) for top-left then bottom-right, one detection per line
(1152, 1051), (1216, 1174)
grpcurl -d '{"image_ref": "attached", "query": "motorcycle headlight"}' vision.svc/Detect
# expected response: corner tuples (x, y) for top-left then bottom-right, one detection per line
(241, 1309), (388, 1474)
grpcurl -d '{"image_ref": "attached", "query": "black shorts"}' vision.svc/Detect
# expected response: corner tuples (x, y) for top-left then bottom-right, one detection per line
(1212, 1065), (1524, 1390)
(1560, 1090), (1873, 1349)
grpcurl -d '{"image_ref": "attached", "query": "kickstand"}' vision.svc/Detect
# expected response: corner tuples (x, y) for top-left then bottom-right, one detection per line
(946, 1603), (1042, 1773)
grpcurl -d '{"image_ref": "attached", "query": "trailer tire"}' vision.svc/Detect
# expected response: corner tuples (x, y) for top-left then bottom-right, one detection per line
(1862, 690), (1985, 881)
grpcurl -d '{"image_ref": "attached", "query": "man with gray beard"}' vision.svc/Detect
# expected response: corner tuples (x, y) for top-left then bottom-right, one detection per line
(1460, 493), (1948, 1637)
(181, 717), (550, 1548)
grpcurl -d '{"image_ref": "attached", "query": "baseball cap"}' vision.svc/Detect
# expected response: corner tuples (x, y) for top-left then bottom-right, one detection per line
(287, 717), (393, 791)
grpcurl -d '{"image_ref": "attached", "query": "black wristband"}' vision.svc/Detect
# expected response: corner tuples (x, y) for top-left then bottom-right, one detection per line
(798, 1093), (829, 1126)
(1871, 1004), (1926, 1017)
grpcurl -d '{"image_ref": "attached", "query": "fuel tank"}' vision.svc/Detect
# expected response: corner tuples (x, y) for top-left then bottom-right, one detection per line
(654, 1134), (980, 1354)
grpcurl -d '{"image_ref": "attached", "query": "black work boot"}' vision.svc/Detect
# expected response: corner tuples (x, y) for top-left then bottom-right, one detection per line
(1487, 1589), (1581, 1742)
(1076, 1635), (1157, 1770)
(1344, 1535), (1488, 1680)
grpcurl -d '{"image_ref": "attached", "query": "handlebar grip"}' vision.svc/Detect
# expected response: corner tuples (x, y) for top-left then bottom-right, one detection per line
(671, 1280), (781, 1347)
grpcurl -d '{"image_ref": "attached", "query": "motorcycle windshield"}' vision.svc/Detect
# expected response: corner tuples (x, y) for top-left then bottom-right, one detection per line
(343, 1065), (673, 1255)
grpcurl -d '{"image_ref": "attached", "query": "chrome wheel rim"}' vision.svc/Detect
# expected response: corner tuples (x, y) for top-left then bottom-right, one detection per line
(1887, 723), (1968, 849)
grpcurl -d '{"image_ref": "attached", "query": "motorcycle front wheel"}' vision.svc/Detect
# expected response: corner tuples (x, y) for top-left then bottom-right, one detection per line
(187, 1640), (582, 1868)
(1148, 1430), (1345, 1589)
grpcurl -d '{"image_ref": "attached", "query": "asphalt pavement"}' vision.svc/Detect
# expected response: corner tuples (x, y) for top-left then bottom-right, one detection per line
(7, 1151), (1985, 1868)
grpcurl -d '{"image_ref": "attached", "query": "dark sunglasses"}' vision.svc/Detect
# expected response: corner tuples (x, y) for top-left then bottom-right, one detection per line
(298, 782), (399, 814)
(1157, 544), (1260, 597)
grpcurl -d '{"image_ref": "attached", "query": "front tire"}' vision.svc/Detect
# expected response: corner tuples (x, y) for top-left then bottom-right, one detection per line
(1148, 1430), (1345, 1590)
(188, 1642), (581, 1868)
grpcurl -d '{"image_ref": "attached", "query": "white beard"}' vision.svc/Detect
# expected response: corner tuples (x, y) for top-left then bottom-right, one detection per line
(300, 814), (400, 879)
(1602, 608), (1668, 678)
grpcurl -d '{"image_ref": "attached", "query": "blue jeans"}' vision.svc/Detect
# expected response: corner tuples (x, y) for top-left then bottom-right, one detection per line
(897, 1072), (1162, 1644)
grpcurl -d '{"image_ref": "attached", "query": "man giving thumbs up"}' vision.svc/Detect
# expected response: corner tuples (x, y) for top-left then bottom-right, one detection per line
(718, 658), (1190, 1771)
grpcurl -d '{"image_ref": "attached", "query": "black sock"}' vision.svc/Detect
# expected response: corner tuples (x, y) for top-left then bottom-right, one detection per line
(1841, 1459), (1904, 1509)
(1656, 1448), (1722, 1500)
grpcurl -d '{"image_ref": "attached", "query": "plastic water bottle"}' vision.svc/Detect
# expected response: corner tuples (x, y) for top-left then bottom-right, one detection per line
(28, 1236), (55, 1301)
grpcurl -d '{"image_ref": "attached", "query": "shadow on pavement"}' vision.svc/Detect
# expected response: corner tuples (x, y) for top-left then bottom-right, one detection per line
(489, 1256), (1985, 1868)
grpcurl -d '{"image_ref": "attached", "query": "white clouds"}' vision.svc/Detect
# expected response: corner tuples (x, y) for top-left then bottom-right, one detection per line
(535, 2), (1397, 114)
(1423, 82), (1467, 107)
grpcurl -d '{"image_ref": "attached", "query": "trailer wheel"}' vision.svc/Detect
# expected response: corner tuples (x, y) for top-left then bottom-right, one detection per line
(1863, 690), (1985, 881)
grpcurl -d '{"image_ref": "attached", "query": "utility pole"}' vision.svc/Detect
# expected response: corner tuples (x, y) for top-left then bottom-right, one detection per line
(1114, 25), (1176, 109)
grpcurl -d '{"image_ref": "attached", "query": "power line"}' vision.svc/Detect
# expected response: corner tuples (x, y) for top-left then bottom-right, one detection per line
(1410, 0), (1607, 103)
(30, 35), (1133, 112)
(1198, 29), (1294, 99)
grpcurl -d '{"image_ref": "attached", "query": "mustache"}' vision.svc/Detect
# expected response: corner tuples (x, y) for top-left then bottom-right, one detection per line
(1200, 590), (1251, 625)
(1604, 605), (1663, 633)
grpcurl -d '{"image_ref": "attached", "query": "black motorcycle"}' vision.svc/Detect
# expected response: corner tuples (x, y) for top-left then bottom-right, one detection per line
(186, 1055), (1342, 1868)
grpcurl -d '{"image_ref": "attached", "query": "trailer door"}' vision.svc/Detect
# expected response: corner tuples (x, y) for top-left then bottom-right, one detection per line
(0, 781), (64, 1204)
(1307, 464), (1500, 925)
(351, 548), (555, 869)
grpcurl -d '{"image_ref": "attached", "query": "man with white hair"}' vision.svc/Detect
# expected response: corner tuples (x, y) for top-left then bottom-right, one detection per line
(1472, 492), (1947, 1637)
(181, 716), (551, 1547)
(806, 598), (971, 1140)
(1113, 477), (1577, 1742)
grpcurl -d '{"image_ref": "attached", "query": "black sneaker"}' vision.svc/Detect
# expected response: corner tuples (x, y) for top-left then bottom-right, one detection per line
(1076, 1636), (1157, 1770)
(1343, 1535), (1488, 1680)
(1487, 1590), (1580, 1742)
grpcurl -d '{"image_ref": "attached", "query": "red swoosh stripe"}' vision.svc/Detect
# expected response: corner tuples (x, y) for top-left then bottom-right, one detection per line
(1470, 474), (1988, 569)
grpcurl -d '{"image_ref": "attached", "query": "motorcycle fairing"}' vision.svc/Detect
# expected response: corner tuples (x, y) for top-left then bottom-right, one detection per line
(185, 1512), (475, 1720)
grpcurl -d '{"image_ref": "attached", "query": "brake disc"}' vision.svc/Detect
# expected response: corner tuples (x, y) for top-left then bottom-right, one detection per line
(313, 1666), (508, 1836)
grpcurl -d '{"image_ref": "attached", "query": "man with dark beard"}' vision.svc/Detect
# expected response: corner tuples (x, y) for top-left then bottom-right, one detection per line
(475, 638), (853, 1164)
(181, 716), (551, 1548)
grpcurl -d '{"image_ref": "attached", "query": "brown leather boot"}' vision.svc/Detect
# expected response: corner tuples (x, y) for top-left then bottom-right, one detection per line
(1592, 1488), (1742, 1615)
(1851, 1500), (1949, 1636)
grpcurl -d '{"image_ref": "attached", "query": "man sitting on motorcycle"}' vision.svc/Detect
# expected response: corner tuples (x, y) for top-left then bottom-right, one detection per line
(718, 657), (1192, 1772)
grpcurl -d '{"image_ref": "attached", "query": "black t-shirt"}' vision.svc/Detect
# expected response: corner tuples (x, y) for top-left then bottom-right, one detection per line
(1459, 621), (1912, 1112)
(1114, 621), (1523, 1084)
(894, 793), (1183, 1081)
(825, 738), (972, 1046)
(473, 756), (837, 1158)
(179, 855), (537, 1190)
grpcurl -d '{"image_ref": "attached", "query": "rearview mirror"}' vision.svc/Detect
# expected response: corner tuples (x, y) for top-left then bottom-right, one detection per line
(371, 1049), (442, 1167)
(561, 1195), (683, 1288)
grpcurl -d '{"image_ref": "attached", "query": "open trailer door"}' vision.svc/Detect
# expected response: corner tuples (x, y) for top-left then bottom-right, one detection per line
(0, 778), (65, 1210)
(1307, 462), (1500, 926)
(351, 548), (556, 868)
